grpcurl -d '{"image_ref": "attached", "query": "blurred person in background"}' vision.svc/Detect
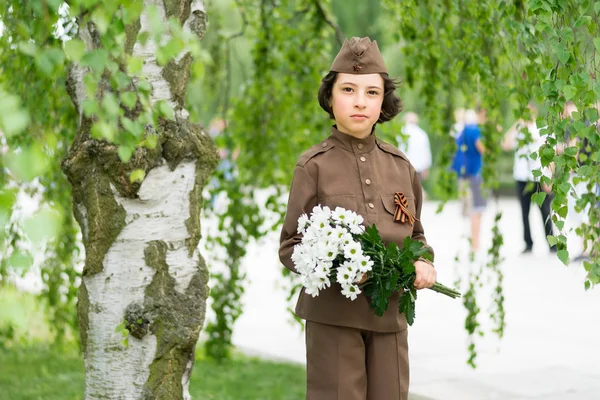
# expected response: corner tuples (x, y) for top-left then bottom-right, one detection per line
(396, 111), (432, 183)
(451, 109), (487, 252)
(502, 103), (555, 254)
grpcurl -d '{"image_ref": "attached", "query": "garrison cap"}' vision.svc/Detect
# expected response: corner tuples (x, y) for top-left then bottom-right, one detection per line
(330, 37), (387, 74)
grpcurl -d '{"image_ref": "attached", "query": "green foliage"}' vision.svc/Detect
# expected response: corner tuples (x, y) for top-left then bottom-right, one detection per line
(360, 226), (460, 325)
(201, 0), (336, 361)
(382, 0), (599, 365)
(0, 0), (209, 346)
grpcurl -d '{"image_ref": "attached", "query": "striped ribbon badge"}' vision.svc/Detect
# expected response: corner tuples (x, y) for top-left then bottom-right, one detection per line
(393, 192), (419, 226)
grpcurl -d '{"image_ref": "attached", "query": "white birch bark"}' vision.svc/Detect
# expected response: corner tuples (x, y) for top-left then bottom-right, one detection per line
(84, 162), (197, 399)
(62, 1), (214, 399)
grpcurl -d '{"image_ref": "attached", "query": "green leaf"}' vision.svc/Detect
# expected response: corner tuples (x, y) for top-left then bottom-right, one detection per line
(91, 8), (109, 34)
(127, 56), (144, 75)
(0, 189), (18, 212)
(7, 251), (33, 271)
(594, 38), (600, 54)
(121, 117), (144, 138)
(123, 0), (144, 24)
(120, 92), (138, 109)
(156, 101), (174, 120)
(80, 49), (109, 71)
(546, 235), (558, 246)
(574, 15), (591, 27)
(557, 205), (568, 219)
(138, 80), (153, 93)
(18, 42), (38, 57)
(118, 146), (133, 163)
(130, 169), (145, 183)
(557, 249), (569, 265)
(3, 145), (50, 182)
(23, 208), (62, 246)
(557, 47), (570, 65)
(563, 85), (577, 101)
(0, 93), (30, 137)
(102, 93), (121, 117)
(386, 242), (399, 260)
(82, 99), (99, 117)
(0, 109), (30, 138)
(398, 290), (415, 326)
(91, 121), (115, 141)
(145, 134), (158, 149)
(532, 192), (546, 207)
(595, 1), (600, 14)
(584, 107), (599, 123)
(564, 146), (578, 157)
(64, 39), (86, 62)
(555, 220), (565, 231)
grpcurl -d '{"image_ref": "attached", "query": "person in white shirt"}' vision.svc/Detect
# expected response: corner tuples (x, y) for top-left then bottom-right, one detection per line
(397, 112), (432, 182)
(502, 104), (555, 254)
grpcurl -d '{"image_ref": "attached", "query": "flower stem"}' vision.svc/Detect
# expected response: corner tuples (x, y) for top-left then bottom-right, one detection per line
(429, 282), (461, 298)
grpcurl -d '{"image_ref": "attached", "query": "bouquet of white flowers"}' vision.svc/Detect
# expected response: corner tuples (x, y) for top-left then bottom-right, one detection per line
(291, 205), (460, 325)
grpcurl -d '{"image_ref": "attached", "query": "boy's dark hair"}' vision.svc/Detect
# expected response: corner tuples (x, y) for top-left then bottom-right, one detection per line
(317, 71), (402, 123)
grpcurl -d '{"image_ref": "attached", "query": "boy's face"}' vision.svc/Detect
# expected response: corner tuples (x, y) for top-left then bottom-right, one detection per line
(330, 73), (384, 139)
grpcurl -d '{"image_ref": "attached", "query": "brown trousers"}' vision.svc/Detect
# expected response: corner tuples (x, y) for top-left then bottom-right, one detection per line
(305, 321), (409, 400)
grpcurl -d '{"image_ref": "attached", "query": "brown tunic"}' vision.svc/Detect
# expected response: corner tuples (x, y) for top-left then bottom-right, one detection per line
(279, 126), (434, 332)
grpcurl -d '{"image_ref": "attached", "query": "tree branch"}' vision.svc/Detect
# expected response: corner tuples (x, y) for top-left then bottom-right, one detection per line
(313, 0), (344, 46)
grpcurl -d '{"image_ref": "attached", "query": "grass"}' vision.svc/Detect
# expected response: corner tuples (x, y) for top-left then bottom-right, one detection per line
(0, 284), (307, 399)
(0, 345), (307, 400)
(0, 285), (51, 342)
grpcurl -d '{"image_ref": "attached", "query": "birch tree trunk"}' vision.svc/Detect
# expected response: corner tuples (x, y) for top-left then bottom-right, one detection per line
(61, 1), (218, 399)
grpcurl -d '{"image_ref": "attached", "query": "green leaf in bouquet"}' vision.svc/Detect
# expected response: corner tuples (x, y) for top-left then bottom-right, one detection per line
(385, 242), (400, 261)
(398, 289), (417, 326)
(386, 270), (400, 292)
(362, 224), (383, 247)
(401, 261), (416, 276)
(404, 236), (425, 255)
(368, 278), (389, 317)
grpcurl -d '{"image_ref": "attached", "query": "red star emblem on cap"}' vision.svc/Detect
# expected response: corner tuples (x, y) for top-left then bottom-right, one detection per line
(353, 64), (361, 72)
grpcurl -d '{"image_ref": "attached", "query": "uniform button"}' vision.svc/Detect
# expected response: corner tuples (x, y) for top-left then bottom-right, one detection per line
(357, 143), (364, 150)
(368, 203), (375, 209)
(360, 156), (366, 162)
(365, 179), (371, 185)
(321, 142), (328, 148)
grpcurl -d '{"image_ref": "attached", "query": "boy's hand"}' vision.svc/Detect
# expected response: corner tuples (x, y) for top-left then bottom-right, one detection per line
(413, 260), (436, 289)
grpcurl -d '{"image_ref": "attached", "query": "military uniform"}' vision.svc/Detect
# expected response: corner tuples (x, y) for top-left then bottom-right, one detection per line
(279, 127), (434, 400)
(278, 36), (435, 400)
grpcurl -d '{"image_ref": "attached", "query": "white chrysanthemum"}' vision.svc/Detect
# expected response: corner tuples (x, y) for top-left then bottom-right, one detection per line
(348, 222), (364, 235)
(321, 225), (336, 241)
(297, 213), (310, 234)
(354, 272), (365, 284)
(343, 240), (362, 260)
(336, 264), (355, 285)
(291, 245), (313, 274)
(331, 207), (354, 224)
(355, 255), (374, 273)
(329, 225), (348, 245)
(304, 279), (320, 297)
(341, 283), (361, 301)
(314, 274), (331, 290)
(302, 225), (320, 245)
(316, 241), (338, 262)
(313, 260), (333, 279)
(339, 232), (353, 247)
(348, 212), (364, 227)
(311, 205), (332, 227)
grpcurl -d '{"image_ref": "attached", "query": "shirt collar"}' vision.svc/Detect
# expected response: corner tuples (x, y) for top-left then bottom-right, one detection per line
(328, 125), (377, 154)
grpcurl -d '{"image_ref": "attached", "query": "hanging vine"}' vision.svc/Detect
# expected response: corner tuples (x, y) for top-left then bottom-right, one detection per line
(201, 0), (335, 360)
